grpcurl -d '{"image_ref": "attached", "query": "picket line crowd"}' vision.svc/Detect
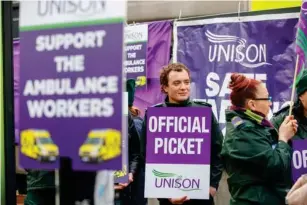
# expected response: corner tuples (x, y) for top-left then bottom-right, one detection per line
(24, 63), (307, 205)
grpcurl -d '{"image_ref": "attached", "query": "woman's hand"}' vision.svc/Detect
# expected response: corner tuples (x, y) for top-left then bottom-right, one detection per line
(286, 174), (307, 205)
(278, 115), (298, 143)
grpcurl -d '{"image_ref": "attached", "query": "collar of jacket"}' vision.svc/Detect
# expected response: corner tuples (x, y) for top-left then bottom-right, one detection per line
(164, 96), (191, 107)
(230, 106), (273, 128)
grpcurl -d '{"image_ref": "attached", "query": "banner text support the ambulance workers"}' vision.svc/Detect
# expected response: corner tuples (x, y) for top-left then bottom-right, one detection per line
(23, 30), (119, 119)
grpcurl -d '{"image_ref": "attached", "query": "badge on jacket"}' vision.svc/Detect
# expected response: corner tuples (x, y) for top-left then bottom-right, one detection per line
(231, 116), (244, 128)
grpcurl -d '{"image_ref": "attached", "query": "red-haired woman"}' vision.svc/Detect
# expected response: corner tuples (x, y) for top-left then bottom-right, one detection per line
(221, 73), (298, 205)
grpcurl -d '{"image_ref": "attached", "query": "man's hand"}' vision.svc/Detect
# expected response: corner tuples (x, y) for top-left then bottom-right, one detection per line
(117, 173), (134, 189)
(114, 184), (125, 190)
(210, 186), (217, 197)
(168, 196), (189, 204)
(128, 173), (133, 183)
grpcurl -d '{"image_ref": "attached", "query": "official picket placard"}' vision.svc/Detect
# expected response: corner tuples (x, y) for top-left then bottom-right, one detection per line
(124, 24), (148, 87)
(19, 0), (127, 171)
(292, 139), (307, 182)
(144, 107), (211, 199)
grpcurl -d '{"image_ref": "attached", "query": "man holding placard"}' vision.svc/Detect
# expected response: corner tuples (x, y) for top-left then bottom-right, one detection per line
(140, 63), (223, 205)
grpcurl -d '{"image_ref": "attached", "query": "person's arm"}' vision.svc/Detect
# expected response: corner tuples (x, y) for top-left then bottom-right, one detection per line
(128, 112), (141, 176)
(210, 114), (224, 190)
(230, 126), (292, 180)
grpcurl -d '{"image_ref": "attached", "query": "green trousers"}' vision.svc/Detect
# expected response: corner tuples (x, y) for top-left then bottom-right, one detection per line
(24, 189), (55, 205)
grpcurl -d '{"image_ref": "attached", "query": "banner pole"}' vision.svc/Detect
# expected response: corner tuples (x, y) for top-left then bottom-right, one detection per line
(55, 170), (60, 205)
(2, 1), (16, 205)
(289, 55), (299, 116)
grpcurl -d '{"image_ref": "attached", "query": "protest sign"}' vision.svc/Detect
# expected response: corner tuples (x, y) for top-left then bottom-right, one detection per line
(124, 24), (148, 87)
(144, 107), (211, 199)
(19, 0), (126, 171)
(174, 13), (299, 135)
(13, 21), (173, 127)
(292, 139), (307, 182)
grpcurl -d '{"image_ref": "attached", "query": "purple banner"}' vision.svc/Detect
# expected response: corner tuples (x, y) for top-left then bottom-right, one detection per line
(292, 139), (307, 182)
(146, 107), (211, 165)
(14, 20), (172, 145)
(174, 14), (299, 135)
(134, 21), (172, 113)
(19, 22), (124, 170)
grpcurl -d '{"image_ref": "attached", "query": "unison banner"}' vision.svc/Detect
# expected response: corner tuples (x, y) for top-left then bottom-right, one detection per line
(19, 1), (126, 171)
(125, 24), (148, 87)
(174, 13), (299, 135)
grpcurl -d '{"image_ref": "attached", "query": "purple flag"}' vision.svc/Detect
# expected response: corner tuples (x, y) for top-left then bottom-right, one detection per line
(134, 21), (172, 114)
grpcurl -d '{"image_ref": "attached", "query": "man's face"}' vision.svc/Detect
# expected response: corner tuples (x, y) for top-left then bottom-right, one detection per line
(163, 70), (191, 103)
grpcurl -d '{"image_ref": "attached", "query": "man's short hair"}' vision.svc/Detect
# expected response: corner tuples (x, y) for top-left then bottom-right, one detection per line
(159, 63), (191, 93)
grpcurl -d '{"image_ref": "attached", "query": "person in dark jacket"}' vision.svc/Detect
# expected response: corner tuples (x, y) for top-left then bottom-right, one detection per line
(140, 63), (224, 205)
(221, 73), (298, 205)
(24, 170), (55, 205)
(114, 79), (141, 205)
(271, 69), (307, 141)
(126, 80), (147, 205)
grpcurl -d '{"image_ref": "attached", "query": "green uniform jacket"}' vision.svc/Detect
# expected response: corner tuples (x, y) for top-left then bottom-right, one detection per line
(26, 170), (55, 191)
(271, 102), (307, 140)
(140, 98), (224, 205)
(221, 110), (292, 205)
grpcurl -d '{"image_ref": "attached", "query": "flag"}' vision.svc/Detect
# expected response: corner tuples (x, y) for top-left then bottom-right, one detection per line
(295, 0), (307, 85)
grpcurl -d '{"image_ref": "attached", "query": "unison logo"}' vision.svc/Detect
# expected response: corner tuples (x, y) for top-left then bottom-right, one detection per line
(37, 0), (106, 17)
(205, 30), (272, 68)
(152, 169), (201, 191)
(125, 31), (144, 42)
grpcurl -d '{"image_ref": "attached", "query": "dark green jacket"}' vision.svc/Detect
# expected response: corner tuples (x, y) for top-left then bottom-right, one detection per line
(140, 98), (224, 205)
(221, 110), (292, 205)
(271, 102), (307, 140)
(26, 170), (55, 191)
